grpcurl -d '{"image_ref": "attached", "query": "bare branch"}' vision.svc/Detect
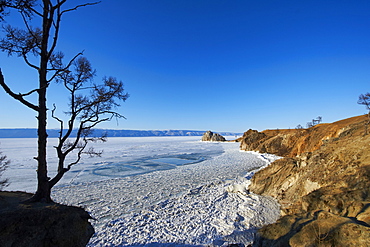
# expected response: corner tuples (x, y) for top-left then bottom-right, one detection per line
(83, 117), (110, 128)
(18, 81), (49, 97)
(66, 139), (88, 169)
(22, 53), (39, 70)
(0, 1), (39, 19)
(60, 1), (101, 15)
(20, 11), (41, 47)
(48, 0), (63, 59)
(18, 87), (38, 97)
(48, 51), (84, 83)
(0, 25), (42, 61)
(62, 121), (86, 157)
(51, 104), (64, 139)
(29, 5), (43, 17)
(0, 69), (39, 111)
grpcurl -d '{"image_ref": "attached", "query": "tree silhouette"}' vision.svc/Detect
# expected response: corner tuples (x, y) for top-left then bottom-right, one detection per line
(358, 93), (370, 135)
(306, 116), (322, 129)
(0, 1), (128, 202)
(0, 149), (9, 190)
(305, 122), (312, 128)
(312, 116), (322, 125)
(49, 57), (128, 189)
(296, 124), (304, 129)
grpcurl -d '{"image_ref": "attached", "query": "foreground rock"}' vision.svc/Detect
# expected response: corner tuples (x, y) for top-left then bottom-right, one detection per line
(0, 191), (94, 247)
(239, 115), (370, 246)
(255, 210), (370, 247)
(201, 130), (226, 142)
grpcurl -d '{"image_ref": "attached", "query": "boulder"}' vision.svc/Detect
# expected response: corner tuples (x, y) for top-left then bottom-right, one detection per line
(0, 191), (94, 247)
(254, 210), (370, 247)
(201, 131), (226, 142)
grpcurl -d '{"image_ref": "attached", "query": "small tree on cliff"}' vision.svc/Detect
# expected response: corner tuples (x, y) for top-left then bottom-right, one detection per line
(295, 124), (304, 129)
(306, 116), (322, 129)
(0, 0), (128, 202)
(358, 93), (370, 135)
(0, 149), (9, 190)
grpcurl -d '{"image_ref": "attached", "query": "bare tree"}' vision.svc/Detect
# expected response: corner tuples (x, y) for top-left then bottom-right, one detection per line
(312, 116), (322, 125)
(0, 1), (128, 202)
(358, 93), (370, 135)
(306, 121), (314, 128)
(296, 124), (304, 129)
(49, 56), (128, 189)
(305, 116), (322, 129)
(0, 149), (9, 190)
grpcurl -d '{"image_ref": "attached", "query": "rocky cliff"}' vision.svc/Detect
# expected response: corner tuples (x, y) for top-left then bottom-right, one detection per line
(201, 131), (226, 142)
(240, 115), (370, 246)
(240, 115), (367, 157)
(0, 191), (94, 247)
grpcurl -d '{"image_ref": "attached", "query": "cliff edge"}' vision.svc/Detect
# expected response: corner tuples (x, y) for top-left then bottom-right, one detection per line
(0, 191), (94, 247)
(240, 115), (370, 246)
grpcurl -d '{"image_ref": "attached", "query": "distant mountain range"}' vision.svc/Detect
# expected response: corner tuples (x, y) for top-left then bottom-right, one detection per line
(0, 129), (242, 138)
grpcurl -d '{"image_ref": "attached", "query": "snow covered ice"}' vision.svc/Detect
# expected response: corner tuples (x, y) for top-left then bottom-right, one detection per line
(1, 136), (281, 246)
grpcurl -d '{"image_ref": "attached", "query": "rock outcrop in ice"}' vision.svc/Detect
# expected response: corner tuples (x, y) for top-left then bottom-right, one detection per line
(201, 131), (226, 142)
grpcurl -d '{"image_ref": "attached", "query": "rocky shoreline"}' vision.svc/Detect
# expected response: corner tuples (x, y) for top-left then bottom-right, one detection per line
(2, 116), (369, 246)
(239, 115), (370, 246)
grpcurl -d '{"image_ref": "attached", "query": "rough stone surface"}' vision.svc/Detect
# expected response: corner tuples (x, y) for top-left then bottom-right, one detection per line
(240, 115), (367, 157)
(240, 115), (370, 246)
(255, 210), (370, 247)
(201, 130), (226, 142)
(0, 191), (94, 247)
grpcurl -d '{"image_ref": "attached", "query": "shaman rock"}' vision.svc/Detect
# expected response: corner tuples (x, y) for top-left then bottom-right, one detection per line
(201, 131), (226, 142)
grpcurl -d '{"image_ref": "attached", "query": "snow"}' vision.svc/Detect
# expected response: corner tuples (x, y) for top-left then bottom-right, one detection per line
(1, 136), (281, 246)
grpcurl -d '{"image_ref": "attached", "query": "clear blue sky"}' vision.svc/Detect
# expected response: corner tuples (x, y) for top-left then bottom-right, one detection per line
(1, 0), (370, 132)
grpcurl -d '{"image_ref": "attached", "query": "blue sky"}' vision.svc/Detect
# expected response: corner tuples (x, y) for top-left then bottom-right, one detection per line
(1, 0), (370, 132)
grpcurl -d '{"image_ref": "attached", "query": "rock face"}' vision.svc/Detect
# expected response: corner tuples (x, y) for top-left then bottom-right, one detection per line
(239, 115), (370, 246)
(0, 191), (94, 247)
(240, 115), (367, 157)
(254, 210), (370, 247)
(201, 131), (226, 142)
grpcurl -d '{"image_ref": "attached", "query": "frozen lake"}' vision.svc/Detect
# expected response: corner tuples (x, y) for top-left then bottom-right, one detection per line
(1, 136), (280, 246)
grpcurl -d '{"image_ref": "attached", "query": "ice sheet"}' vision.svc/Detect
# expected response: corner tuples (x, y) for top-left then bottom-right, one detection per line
(1, 136), (223, 191)
(1, 136), (281, 246)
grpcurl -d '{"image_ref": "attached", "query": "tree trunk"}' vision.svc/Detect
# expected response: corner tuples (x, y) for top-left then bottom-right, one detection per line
(28, 2), (53, 202)
(26, 68), (51, 202)
(32, 85), (51, 202)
